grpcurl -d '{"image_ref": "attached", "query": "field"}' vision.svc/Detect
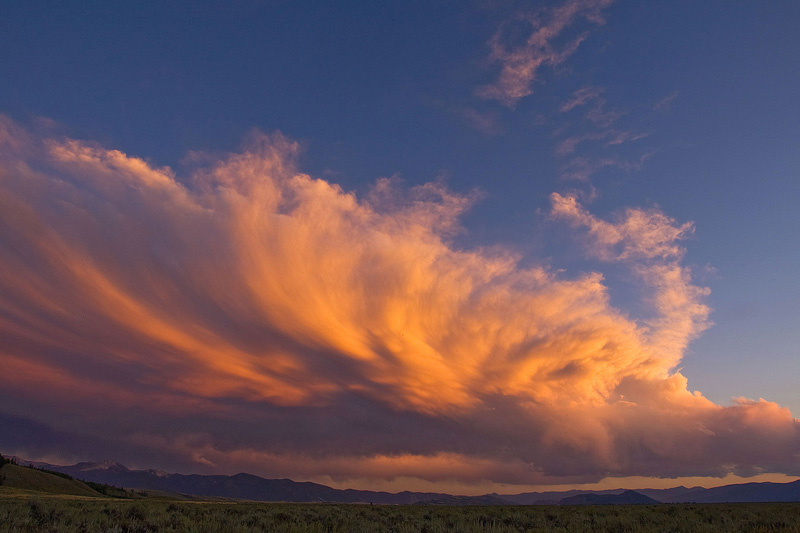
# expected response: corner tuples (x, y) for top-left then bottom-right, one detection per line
(2, 493), (800, 533)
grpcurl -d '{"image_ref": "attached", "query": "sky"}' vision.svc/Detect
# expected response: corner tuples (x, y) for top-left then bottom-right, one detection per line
(1, 0), (799, 495)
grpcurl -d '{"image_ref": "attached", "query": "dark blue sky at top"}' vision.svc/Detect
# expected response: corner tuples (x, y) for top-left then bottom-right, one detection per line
(2, 0), (799, 412)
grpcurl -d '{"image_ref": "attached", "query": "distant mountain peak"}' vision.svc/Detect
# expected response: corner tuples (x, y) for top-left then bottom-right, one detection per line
(558, 490), (661, 506)
(145, 468), (171, 478)
(76, 460), (130, 472)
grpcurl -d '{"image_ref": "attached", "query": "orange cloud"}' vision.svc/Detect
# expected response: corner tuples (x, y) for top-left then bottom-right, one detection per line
(477, 0), (615, 106)
(1, 116), (798, 486)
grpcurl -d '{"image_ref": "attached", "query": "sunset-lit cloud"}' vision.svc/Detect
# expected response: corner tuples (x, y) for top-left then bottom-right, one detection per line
(555, 130), (648, 156)
(1, 116), (799, 489)
(477, 0), (615, 106)
(556, 153), (654, 182)
(560, 86), (624, 127)
(560, 86), (604, 113)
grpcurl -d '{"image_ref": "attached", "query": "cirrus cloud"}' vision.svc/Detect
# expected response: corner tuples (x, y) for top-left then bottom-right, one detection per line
(477, 0), (615, 106)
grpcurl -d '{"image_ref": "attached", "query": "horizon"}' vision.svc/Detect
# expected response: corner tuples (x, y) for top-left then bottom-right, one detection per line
(1, 1), (799, 495)
(6, 453), (800, 498)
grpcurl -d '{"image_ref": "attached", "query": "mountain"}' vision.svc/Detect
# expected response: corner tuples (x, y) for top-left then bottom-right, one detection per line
(495, 489), (629, 505)
(641, 480), (800, 503)
(635, 485), (696, 502)
(17, 456), (800, 504)
(40, 460), (477, 504)
(505, 482), (800, 505)
(558, 490), (660, 506)
(413, 495), (512, 506)
(68, 460), (132, 475)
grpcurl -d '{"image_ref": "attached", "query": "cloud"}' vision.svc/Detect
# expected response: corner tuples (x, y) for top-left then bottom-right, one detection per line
(654, 91), (679, 111)
(549, 192), (711, 365)
(553, 85), (654, 181)
(555, 130), (648, 156)
(477, 0), (615, 106)
(560, 86), (604, 113)
(549, 192), (694, 261)
(560, 86), (626, 127)
(556, 152), (654, 181)
(1, 117), (798, 487)
(457, 107), (503, 136)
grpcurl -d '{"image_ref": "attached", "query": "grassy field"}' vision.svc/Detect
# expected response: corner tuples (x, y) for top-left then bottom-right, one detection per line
(2, 495), (800, 532)
(2, 461), (800, 532)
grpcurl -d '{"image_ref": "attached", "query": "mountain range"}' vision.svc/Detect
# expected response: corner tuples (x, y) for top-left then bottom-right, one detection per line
(13, 457), (800, 505)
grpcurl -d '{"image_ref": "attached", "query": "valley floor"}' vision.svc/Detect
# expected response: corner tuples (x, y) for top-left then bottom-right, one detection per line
(2, 494), (800, 532)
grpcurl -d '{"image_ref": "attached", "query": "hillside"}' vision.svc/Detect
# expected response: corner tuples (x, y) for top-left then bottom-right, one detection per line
(558, 490), (661, 506)
(0, 464), (101, 497)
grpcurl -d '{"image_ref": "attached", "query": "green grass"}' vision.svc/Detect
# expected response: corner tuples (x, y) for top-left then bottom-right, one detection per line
(2, 496), (800, 532)
(0, 465), (101, 498)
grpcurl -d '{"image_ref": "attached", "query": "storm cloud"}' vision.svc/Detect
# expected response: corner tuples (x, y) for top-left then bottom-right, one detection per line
(1, 116), (798, 488)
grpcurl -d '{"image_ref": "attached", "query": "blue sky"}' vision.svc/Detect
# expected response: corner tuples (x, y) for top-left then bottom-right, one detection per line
(1, 1), (799, 491)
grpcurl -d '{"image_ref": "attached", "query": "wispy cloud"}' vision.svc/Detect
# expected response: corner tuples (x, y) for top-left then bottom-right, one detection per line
(477, 0), (615, 106)
(557, 152), (653, 181)
(560, 86), (604, 112)
(457, 107), (503, 136)
(1, 117), (798, 486)
(560, 86), (625, 126)
(553, 85), (653, 181)
(555, 130), (648, 156)
(654, 91), (679, 111)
